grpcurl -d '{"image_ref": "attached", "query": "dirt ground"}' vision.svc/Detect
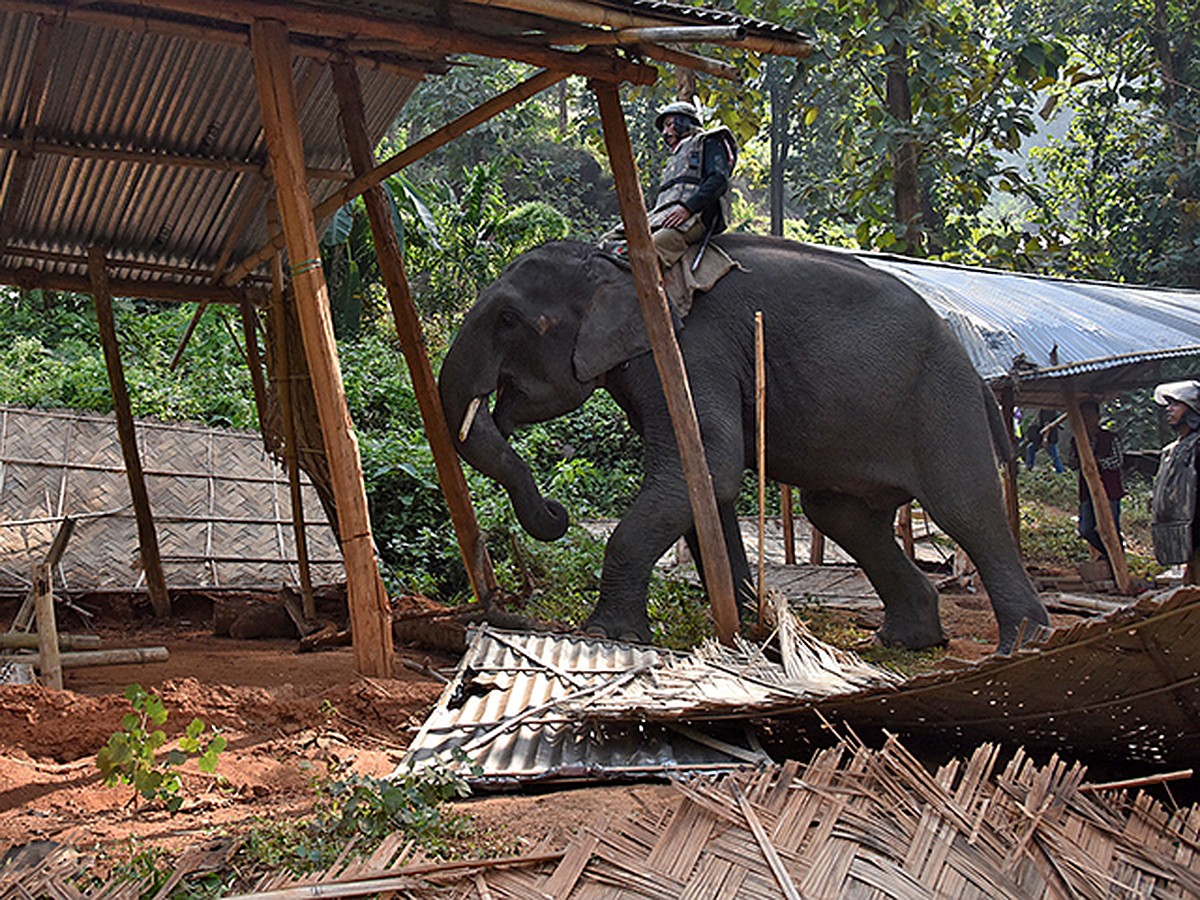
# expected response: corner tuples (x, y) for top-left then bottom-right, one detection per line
(0, 586), (1085, 879)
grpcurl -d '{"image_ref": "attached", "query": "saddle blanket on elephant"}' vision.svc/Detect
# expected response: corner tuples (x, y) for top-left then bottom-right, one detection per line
(596, 237), (739, 320)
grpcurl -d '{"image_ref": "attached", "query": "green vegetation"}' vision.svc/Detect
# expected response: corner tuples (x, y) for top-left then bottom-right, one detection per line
(95, 685), (226, 814)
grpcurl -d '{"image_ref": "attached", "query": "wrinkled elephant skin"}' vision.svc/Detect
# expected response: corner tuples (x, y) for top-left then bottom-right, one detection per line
(438, 236), (1049, 653)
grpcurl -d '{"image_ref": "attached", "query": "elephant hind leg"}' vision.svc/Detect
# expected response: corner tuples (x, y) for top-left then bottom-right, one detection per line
(802, 489), (945, 650)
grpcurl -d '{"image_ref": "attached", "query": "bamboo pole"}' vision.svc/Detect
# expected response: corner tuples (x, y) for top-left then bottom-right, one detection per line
(33, 563), (62, 689)
(592, 81), (738, 645)
(634, 44), (741, 81)
(755, 311), (766, 626)
(809, 525), (825, 565)
(269, 214), (316, 620)
(250, 19), (393, 677)
(781, 486), (795, 565)
(56, 647), (169, 668)
(0, 632), (100, 650)
(10, 515), (75, 631)
(1062, 383), (1131, 593)
(240, 297), (271, 434)
(89, 246), (171, 619)
(331, 58), (499, 606)
(225, 68), (568, 287)
(554, 25), (746, 45)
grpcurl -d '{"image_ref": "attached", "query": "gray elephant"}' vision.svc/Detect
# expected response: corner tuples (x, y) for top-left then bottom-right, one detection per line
(438, 236), (1049, 652)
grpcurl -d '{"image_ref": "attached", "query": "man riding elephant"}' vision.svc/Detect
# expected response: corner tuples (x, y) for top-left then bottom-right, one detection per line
(604, 100), (738, 269)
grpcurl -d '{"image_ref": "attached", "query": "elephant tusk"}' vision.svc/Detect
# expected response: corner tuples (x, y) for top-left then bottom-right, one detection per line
(459, 396), (482, 442)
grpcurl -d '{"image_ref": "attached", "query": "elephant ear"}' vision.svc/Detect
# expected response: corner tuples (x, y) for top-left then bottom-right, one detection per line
(573, 253), (654, 382)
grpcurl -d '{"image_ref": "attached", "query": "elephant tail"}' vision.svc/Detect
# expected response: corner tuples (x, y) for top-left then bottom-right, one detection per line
(983, 381), (1015, 462)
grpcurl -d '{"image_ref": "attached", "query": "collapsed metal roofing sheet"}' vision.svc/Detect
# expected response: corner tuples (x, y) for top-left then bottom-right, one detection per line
(401, 608), (899, 786)
(853, 250), (1200, 401)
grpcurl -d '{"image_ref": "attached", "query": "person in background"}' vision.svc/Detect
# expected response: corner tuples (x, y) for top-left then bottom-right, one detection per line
(1025, 408), (1065, 473)
(1151, 380), (1200, 582)
(1065, 400), (1124, 560)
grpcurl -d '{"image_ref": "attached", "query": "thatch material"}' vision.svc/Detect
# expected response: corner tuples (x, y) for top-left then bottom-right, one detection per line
(105, 730), (1198, 899)
(0, 405), (342, 593)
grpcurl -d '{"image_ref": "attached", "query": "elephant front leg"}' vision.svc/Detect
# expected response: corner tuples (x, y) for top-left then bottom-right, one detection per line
(584, 488), (694, 643)
(803, 490), (946, 650)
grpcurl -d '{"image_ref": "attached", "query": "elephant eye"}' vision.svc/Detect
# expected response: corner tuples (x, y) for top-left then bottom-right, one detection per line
(497, 308), (521, 328)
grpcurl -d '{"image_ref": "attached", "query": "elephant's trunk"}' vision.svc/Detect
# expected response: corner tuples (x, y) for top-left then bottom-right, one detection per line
(439, 356), (569, 542)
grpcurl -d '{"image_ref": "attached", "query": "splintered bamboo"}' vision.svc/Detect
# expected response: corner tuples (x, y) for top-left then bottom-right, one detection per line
(251, 19), (393, 677)
(593, 81), (738, 645)
(33, 564), (62, 690)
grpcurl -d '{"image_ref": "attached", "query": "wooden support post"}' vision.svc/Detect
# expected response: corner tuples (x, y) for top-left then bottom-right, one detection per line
(809, 526), (825, 565)
(592, 81), (738, 644)
(999, 385), (1020, 545)
(10, 515), (75, 632)
(1063, 383), (1131, 593)
(897, 503), (915, 559)
(781, 485), (795, 566)
(331, 58), (499, 605)
(240, 296), (271, 433)
(90, 246), (171, 618)
(755, 311), (766, 626)
(33, 563), (62, 689)
(251, 19), (393, 677)
(269, 227), (317, 621)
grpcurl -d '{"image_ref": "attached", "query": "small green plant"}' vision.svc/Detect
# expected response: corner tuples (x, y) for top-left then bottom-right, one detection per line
(241, 752), (483, 876)
(95, 684), (226, 813)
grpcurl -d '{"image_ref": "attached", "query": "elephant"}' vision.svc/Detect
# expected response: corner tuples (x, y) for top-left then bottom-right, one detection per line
(438, 235), (1050, 653)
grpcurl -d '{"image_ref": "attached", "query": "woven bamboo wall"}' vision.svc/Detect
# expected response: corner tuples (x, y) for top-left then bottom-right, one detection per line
(0, 405), (343, 592)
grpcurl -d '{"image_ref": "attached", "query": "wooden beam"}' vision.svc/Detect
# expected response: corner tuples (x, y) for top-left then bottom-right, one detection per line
(269, 230), (316, 620)
(0, 0), (446, 79)
(250, 18), (393, 677)
(634, 43), (741, 81)
(593, 80), (738, 645)
(224, 67), (568, 286)
(455, 0), (814, 57)
(781, 485), (795, 565)
(240, 297), (271, 440)
(0, 263), (250, 304)
(1062, 383), (1131, 593)
(89, 246), (171, 619)
(331, 57), (500, 606)
(117, 0), (656, 84)
(0, 133), (353, 181)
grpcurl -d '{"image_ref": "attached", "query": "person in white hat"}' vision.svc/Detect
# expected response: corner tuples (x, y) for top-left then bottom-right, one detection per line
(602, 100), (737, 269)
(1151, 379), (1200, 581)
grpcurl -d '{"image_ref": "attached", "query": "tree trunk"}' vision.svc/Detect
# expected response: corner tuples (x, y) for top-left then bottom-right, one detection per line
(885, 1), (925, 257)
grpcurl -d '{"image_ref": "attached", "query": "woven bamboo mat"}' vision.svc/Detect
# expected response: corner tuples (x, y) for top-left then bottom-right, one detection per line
(76, 730), (1188, 900)
(0, 405), (342, 593)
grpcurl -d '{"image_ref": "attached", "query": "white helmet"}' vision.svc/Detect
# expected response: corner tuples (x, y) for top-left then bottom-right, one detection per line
(1154, 379), (1200, 414)
(654, 100), (701, 132)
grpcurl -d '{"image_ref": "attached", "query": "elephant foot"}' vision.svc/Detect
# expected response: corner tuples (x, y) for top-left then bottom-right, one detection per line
(582, 610), (652, 644)
(874, 607), (947, 651)
(994, 597), (1052, 655)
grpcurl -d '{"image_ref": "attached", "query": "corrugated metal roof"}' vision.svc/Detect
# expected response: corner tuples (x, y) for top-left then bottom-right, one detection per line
(851, 250), (1200, 403)
(0, 1), (810, 301)
(402, 609), (898, 786)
